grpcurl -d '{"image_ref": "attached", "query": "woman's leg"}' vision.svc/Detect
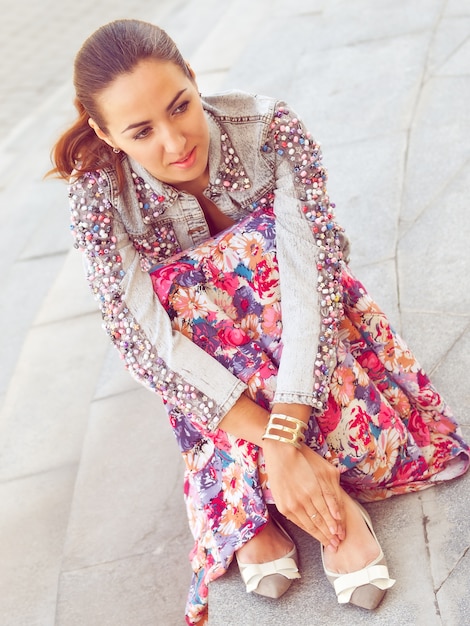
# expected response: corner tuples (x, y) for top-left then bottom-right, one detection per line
(235, 516), (294, 563)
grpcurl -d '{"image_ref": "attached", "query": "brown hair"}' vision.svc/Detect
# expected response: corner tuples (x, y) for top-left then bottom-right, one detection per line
(49, 19), (191, 187)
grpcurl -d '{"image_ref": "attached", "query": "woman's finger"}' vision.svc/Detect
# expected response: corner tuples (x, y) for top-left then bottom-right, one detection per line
(322, 490), (345, 539)
(278, 492), (338, 547)
(308, 510), (340, 548)
(288, 509), (334, 548)
(322, 488), (342, 520)
(307, 500), (341, 543)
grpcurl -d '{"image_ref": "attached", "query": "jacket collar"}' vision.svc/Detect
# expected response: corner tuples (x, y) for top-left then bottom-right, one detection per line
(205, 109), (252, 195)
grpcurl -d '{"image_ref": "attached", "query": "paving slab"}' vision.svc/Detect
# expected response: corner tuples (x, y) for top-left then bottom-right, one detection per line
(61, 388), (187, 571)
(401, 75), (470, 222)
(57, 387), (192, 625)
(428, 328), (470, 427)
(0, 313), (108, 481)
(422, 426), (470, 624)
(33, 248), (98, 326)
(322, 0), (442, 43)
(0, 254), (66, 400)
(445, 0), (470, 17)
(56, 550), (189, 626)
(427, 16), (470, 77)
(326, 133), (407, 268)
(0, 466), (77, 626)
(399, 166), (470, 318)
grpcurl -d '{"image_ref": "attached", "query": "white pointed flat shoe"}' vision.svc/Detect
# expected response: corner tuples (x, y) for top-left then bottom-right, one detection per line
(321, 504), (395, 609)
(236, 520), (301, 599)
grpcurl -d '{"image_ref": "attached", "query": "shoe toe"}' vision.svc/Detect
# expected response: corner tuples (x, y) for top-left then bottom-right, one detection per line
(350, 584), (386, 610)
(254, 573), (294, 599)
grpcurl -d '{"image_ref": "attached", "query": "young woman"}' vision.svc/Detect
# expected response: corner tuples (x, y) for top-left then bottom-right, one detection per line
(50, 18), (469, 625)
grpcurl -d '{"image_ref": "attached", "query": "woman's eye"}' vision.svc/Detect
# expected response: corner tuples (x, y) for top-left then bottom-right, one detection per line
(173, 101), (189, 115)
(134, 127), (152, 140)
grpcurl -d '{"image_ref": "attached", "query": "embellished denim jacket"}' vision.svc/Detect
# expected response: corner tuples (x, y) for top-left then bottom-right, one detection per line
(69, 91), (349, 432)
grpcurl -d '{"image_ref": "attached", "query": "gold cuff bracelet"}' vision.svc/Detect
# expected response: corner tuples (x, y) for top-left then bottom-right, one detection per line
(261, 413), (307, 450)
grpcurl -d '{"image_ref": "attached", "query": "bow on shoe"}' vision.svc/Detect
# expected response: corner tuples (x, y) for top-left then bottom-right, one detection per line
(241, 556), (301, 593)
(333, 563), (396, 604)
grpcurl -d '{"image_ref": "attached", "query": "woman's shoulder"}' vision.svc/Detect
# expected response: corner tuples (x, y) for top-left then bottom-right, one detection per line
(68, 166), (118, 199)
(202, 89), (279, 121)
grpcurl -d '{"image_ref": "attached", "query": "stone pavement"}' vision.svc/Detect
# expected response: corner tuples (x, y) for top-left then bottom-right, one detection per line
(0, 0), (469, 625)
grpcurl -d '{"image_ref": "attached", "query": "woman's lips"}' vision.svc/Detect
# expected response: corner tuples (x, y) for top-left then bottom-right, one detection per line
(171, 147), (196, 168)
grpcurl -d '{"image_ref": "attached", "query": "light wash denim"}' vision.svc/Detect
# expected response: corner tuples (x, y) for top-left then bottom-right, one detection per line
(69, 91), (349, 431)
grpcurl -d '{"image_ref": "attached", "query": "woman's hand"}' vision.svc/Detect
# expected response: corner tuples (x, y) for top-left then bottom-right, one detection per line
(262, 438), (345, 549)
(221, 395), (345, 548)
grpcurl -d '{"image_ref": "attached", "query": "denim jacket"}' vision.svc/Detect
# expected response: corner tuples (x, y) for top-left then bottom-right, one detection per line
(69, 91), (349, 432)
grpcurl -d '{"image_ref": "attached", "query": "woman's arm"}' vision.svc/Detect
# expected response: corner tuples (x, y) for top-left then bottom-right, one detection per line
(221, 102), (349, 546)
(265, 102), (348, 413)
(69, 169), (247, 431)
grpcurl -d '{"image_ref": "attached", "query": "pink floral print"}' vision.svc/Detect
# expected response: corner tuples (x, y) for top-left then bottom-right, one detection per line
(149, 207), (469, 624)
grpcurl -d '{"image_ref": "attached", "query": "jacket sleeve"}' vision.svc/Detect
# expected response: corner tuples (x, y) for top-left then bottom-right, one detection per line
(265, 102), (349, 412)
(69, 170), (247, 431)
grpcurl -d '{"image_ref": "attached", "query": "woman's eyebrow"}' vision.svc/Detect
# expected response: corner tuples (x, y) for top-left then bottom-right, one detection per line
(122, 120), (151, 134)
(166, 88), (187, 111)
(121, 88), (188, 134)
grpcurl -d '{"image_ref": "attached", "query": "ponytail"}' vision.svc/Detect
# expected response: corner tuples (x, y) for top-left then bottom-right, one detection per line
(49, 98), (122, 182)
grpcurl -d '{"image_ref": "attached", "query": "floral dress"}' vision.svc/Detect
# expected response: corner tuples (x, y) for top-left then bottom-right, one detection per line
(149, 203), (469, 624)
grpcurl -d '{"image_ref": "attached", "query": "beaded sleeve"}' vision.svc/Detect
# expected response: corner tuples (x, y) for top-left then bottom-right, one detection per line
(68, 170), (247, 431)
(265, 103), (346, 411)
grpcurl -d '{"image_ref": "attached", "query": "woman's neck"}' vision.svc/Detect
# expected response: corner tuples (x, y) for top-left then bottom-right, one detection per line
(173, 168), (209, 198)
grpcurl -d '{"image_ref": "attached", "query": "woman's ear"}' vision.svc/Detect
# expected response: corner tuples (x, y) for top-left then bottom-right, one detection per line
(185, 62), (201, 96)
(185, 61), (197, 82)
(88, 118), (115, 148)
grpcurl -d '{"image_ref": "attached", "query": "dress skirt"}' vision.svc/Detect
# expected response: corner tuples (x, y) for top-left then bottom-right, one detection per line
(149, 206), (469, 625)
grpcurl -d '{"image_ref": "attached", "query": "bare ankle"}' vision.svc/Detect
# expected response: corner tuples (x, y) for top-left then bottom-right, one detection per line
(237, 518), (293, 564)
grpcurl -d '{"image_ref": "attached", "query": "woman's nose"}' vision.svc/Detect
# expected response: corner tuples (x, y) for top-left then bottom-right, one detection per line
(161, 125), (186, 155)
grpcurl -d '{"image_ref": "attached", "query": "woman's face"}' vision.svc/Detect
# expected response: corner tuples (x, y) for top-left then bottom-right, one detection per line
(93, 58), (210, 190)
